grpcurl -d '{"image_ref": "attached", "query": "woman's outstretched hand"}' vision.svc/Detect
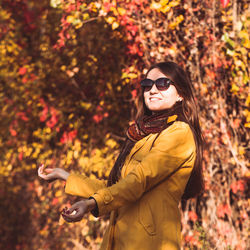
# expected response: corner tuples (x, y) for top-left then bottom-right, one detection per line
(38, 164), (69, 182)
(62, 199), (97, 223)
(62, 200), (88, 222)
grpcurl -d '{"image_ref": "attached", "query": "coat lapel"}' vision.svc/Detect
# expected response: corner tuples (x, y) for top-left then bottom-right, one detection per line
(121, 134), (156, 178)
(127, 136), (150, 162)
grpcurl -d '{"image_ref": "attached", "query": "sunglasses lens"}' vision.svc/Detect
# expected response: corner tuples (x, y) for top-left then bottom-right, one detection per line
(140, 79), (153, 91)
(155, 78), (171, 91)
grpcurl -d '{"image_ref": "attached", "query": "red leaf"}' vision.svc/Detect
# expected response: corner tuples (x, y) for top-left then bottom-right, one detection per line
(68, 130), (77, 141)
(93, 114), (103, 123)
(22, 77), (28, 84)
(217, 204), (231, 218)
(16, 112), (29, 121)
(46, 108), (59, 128)
(230, 180), (245, 194)
(46, 115), (58, 128)
(232, 118), (241, 129)
(60, 130), (77, 144)
(18, 152), (23, 161)
(19, 67), (27, 75)
(220, 0), (230, 8)
(184, 235), (198, 245)
(29, 73), (37, 81)
(10, 127), (17, 136)
(188, 211), (198, 221)
(131, 89), (137, 99)
(205, 68), (216, 80)
(40, 106), (48, 122)
(52, 198), (59, 205)
(97, 105), (103, 112)
(60, 132), (68, 144)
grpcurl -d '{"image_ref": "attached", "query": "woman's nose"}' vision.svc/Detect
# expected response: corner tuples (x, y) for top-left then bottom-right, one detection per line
(149, 84), (159, 93)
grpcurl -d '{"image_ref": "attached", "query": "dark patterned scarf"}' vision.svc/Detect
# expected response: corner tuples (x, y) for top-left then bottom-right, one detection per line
(127, 102), (187, 142)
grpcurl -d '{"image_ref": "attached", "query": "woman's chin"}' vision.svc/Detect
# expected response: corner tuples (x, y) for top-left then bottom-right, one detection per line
(148, 105), (172, 112)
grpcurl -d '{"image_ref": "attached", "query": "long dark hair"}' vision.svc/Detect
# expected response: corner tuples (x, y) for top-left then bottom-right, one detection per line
(108, 61), (204, 199)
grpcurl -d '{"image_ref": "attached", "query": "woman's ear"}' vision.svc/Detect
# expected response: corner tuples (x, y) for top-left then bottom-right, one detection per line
(177, 96), (183, 102)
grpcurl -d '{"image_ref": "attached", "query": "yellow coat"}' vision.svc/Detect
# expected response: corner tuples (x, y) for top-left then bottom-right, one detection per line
(65, 121), (196, 250)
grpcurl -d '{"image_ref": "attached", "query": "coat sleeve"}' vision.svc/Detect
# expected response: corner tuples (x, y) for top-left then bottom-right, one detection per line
(65, 173), (106, 198)
(91, 123), (196, 216)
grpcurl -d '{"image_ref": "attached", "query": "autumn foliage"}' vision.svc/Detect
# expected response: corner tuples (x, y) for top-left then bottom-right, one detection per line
(0, 0), (249, 249)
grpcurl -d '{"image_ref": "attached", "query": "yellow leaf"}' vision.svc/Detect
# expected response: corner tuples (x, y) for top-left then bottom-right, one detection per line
(80, 101), (91, 109)
(161, 5), (171, 13)
(106, 16), (115, 24)
(117, 7), (126, 15)
(230, 83), (239, 92)
(55, 190), (62, 197)
(243, 39), (250, 49)
(244, 122), (250, 128)
(25, 147), (33, 157)
(32, 148), (41, 158)
(151, 2), (162, 10)
(86, 236), (91, 243)
(83, 13), (89, 20)
(238, 146), (245, 155)
(245, 171), (250, 179)
(7, 164), (12, 171)
(169, 0), (180, 7)
(106, 139), (117, 148)
(44, 127), (51, 134)
(127, 73), (138, 79)
(66, 15), (75, 23)
(235, 60), (245, 70)
(58, 215), (65, 225)
(169, 15), (184, 29)
(7, 45), (14, 53)
(167, 115), (177, 123)
(238, 30), (249, 40)
(107, 82), (112, 90)
(160, 0), (169, 5)
(81, 226), (89, 236)
(75, 22), (83, 29)
(245, 95), (250, 106)
(176, 15), (184, 23)
(112, 22), (119, 30)
(71, 57), (77, 66)
(110, 6), (118, 15)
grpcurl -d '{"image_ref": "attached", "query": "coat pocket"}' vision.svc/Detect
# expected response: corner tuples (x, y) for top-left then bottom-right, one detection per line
(138, 199), (156, 236)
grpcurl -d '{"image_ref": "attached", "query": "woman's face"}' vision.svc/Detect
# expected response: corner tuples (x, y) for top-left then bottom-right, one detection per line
(143, 68), (182, 112)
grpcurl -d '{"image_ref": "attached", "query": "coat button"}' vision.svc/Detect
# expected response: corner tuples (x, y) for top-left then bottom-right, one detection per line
(103, 194), (112, 204)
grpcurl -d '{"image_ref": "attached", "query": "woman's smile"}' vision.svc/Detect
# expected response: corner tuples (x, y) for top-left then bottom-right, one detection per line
(149, 96), (162, 101)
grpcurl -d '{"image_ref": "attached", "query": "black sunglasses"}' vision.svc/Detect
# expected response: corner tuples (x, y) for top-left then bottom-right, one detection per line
(140, 77), (174, 91)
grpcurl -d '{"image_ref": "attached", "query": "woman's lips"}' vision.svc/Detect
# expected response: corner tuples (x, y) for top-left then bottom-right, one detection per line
(149, 97), (161, 101)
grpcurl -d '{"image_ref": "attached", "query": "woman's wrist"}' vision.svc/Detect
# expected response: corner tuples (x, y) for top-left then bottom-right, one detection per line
(86, 198), (97, 213)
(59, 169), (70, 181)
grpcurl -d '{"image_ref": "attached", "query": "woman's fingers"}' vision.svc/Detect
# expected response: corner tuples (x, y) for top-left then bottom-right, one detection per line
(44, 168), (53, 174)
(61, 201), (87, 222)
(38, 165), (57, 181)
(38, 164), (44, 175)
(62, 209), (81, 222)
(38, 164), (47, 179)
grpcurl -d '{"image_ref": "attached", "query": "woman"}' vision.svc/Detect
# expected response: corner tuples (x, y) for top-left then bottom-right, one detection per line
(38, 61), (204, 250)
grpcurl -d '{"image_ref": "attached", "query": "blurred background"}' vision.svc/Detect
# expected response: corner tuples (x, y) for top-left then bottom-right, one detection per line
(0, 0), (249, 249)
